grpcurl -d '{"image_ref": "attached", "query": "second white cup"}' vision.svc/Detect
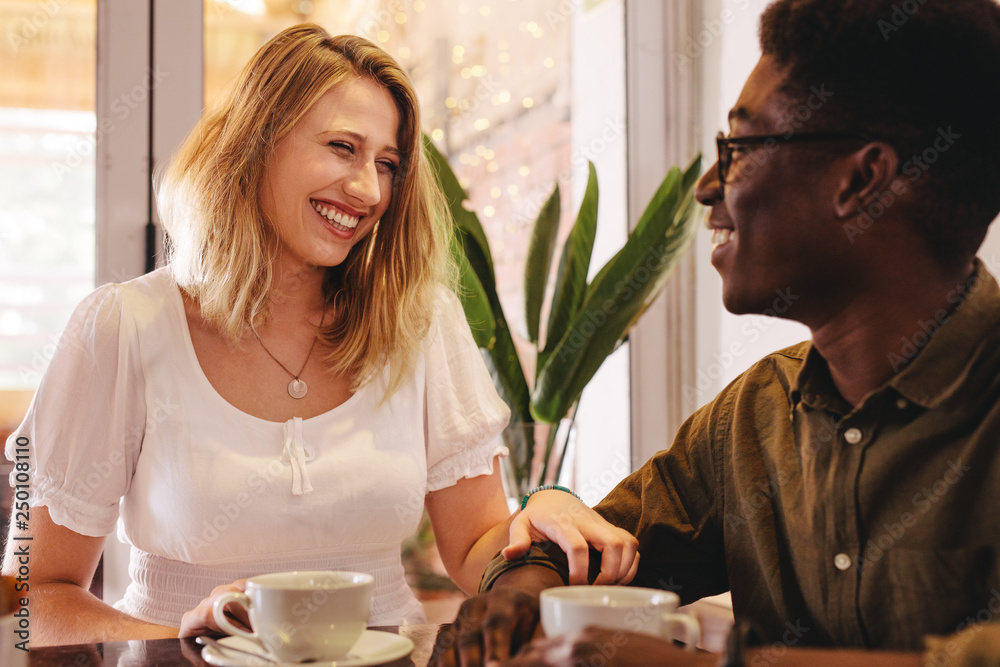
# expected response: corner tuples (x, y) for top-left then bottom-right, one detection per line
(539, 586), (701, 650)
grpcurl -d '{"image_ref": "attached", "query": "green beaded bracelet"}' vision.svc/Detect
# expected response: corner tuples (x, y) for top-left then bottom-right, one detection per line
(519, 484), (581, 511)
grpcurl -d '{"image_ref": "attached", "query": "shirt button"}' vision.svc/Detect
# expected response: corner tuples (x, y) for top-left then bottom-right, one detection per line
(834, 553), (852, 571)
(896, 398), (909, 410)
(843, 427), (863, 444)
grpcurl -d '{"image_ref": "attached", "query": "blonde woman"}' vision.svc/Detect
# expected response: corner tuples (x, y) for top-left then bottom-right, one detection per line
(2, 25), (637, 646)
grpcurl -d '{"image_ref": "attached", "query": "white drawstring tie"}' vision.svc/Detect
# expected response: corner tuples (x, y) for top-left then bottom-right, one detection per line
(281, 417), (315, 495)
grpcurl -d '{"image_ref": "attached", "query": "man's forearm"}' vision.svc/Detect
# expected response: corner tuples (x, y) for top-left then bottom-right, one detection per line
(480, 542), (572, 594)
(492, 562), (566, 597)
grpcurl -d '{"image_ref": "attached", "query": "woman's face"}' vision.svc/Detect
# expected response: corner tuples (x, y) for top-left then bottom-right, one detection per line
(260, 76), (401, 272)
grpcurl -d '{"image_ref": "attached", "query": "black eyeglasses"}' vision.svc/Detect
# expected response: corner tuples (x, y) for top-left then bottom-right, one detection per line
(715, 131), (877, 197)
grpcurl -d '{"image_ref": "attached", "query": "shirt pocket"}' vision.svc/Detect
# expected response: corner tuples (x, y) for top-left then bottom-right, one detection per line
(862, 545), (999, 649)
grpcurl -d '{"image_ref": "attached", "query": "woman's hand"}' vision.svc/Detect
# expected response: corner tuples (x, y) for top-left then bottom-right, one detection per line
(503, 490), (640, 585)
(178, 579), (249, 638)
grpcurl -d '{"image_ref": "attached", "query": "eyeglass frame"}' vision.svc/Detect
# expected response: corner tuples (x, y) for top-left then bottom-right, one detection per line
(715, 130), (879, 197)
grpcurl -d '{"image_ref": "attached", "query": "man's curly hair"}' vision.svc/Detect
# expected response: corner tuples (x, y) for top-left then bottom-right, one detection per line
(760, 0), (1000, 263)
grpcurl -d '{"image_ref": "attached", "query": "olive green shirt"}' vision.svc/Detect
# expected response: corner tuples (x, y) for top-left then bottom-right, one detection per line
(486, 262), (1000, 656)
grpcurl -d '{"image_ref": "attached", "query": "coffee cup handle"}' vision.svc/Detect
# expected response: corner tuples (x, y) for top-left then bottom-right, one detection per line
(212, 591), (262, 647)
(661, 612), (701, 651)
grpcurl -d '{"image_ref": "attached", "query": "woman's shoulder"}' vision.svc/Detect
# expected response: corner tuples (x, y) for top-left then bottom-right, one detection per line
(67, 267), (180, 337)
(423, 283), (475, 343)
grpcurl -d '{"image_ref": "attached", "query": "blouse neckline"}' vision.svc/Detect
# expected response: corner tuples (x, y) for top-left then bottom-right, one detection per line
(164, 272), (370, 426)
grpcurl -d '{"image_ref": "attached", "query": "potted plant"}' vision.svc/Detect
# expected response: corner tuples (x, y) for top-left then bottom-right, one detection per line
(424, 135), (703, 498)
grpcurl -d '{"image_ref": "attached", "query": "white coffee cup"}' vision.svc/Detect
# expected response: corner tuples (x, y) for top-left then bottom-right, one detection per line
(539, 586), (701, 651)
(212, 570), (374, 663)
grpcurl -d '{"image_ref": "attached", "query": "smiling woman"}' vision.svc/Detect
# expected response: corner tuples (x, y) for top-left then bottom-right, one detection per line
(1, 23), (637, 648)
(259, 77), (400, 278)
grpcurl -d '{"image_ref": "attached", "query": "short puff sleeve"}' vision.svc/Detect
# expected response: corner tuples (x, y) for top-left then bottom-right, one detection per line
(4, 282), (145, 537)
(423, 287), (510, 492)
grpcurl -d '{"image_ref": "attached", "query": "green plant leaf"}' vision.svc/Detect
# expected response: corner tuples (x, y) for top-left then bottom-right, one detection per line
(523, 185), (561, 345)
(450, 236), (495, 348)
(422, 133), (533, 435)
(540, 162), (599, 365)
(422, 134), (495, 282)
(531, 155), (704, 423)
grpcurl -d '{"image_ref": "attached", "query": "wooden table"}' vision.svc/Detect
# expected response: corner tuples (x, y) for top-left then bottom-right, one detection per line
(26, 625), (441, 666)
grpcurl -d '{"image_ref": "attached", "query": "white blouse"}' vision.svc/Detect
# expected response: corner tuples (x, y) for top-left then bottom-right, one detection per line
(5, 268), (510, 627)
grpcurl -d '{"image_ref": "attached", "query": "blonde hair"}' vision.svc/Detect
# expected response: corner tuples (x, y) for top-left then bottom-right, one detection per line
(157, 24), (456, 396)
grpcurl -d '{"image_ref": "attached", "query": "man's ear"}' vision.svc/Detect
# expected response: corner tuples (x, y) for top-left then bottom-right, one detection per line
(833, 142), (903, 219)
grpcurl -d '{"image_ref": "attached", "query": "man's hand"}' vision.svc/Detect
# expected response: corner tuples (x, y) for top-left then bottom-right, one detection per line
(431, 588), (541, 666)
(505, 627), (717, 666)
(503, 490), (640, 585)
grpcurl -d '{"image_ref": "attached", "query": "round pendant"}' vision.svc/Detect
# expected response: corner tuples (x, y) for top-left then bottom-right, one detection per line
(288, 378), (308, 399)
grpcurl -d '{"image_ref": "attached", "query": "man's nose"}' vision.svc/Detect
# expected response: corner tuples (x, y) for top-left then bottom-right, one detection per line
(695, 162), (723, 206)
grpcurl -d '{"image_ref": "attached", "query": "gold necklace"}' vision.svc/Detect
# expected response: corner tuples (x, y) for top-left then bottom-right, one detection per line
(252, 306), (326, 399)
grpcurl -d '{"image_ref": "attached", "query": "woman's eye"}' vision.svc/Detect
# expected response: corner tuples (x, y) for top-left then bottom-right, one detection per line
(329, 141), (353, 153)
(377, 160), (399, 174)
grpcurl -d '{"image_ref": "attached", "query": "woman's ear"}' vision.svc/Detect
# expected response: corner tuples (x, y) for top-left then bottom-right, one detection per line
(833, 142), (904, 219)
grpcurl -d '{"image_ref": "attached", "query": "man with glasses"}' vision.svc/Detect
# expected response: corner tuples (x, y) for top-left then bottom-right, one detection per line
(432, 0), (1000, 665)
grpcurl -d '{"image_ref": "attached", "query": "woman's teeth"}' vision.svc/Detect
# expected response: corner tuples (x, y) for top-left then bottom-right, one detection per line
(311, 200), (359, 229)
(711, 228), (736, 246)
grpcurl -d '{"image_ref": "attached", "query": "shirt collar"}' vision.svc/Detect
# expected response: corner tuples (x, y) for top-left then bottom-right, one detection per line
(791, 344), (852, 416)
(791, 260), (1000, 413)
(889, 260), (1000, 408)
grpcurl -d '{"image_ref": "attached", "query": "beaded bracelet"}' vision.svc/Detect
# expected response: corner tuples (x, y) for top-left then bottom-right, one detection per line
(519, 484), (581, 511)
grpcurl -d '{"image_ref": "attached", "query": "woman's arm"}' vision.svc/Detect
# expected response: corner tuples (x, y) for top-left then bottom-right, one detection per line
(425, 457), (640, 595)
(424, 462), (512, 595)
(2, 505), (177, 647)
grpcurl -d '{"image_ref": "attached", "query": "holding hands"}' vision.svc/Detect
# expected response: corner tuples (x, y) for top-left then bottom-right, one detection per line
(433, 489), (651, 665)
(505, 488), (640, 586)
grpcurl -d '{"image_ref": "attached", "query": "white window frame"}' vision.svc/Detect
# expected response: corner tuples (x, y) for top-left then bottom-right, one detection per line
(95, 0), (203, 604)
(624, 0), (703, 466)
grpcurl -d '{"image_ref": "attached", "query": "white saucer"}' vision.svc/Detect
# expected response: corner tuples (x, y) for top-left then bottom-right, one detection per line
(200, 630), (414, 667)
